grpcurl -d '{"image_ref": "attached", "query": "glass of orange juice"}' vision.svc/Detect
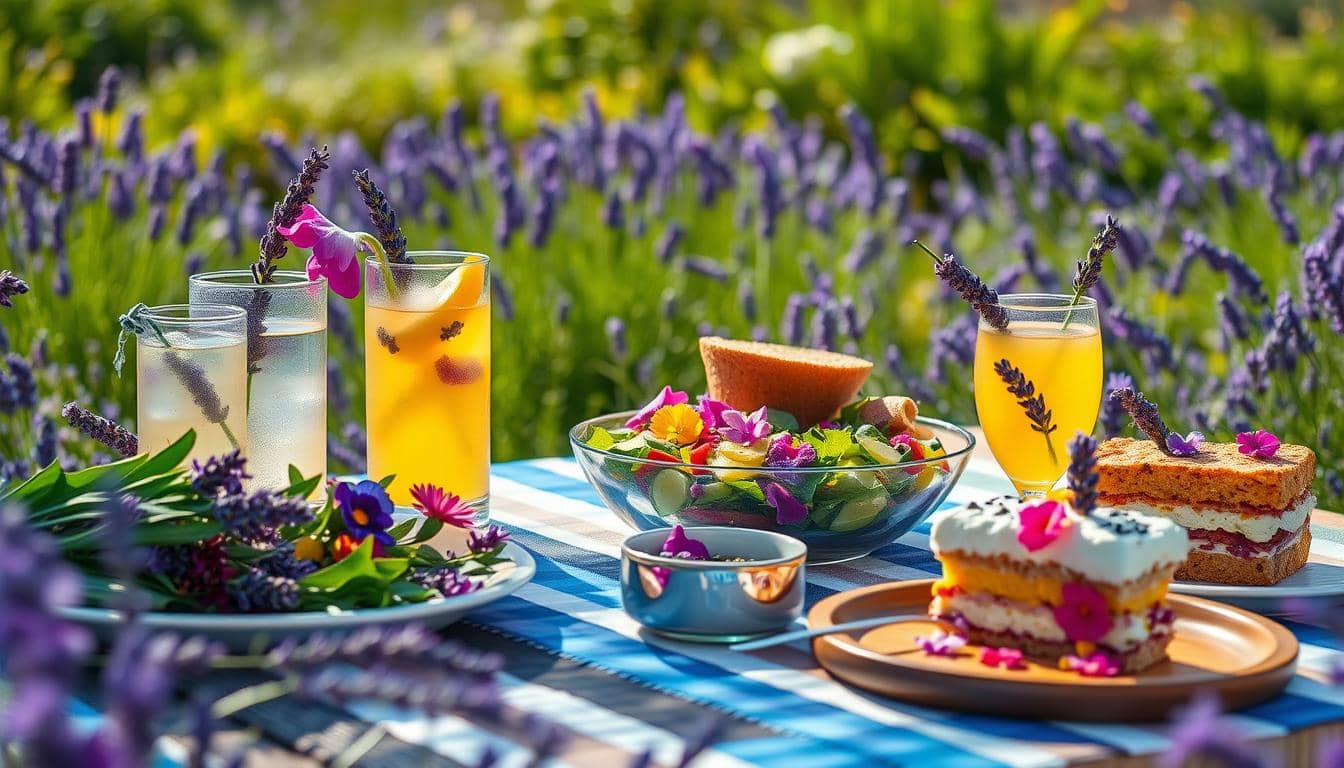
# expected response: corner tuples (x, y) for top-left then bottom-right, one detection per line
(364, 251), (490, 518)
(972, 294), (1102, 497)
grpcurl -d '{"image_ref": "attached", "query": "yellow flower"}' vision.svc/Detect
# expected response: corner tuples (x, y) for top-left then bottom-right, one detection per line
(648, 404), (704, 445)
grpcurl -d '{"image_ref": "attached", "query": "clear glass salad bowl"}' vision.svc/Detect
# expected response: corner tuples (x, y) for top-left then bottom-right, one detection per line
(570, 412), (976, 564)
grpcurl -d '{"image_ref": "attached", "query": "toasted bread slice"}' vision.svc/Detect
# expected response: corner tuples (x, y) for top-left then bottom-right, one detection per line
(699, 337), (872, 427)
(1095, 437), (1315, 510)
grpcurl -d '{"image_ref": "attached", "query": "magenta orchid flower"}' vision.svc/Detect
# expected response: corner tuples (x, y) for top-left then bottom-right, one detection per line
(695, 396), (732, 429)
(761, 481), (808, 526)
(277, 204), (379, 299)
(626, 386), (689, 430)
(915, 629), (966, 657)
(720, 406), (770, 444)
(1236, 429), (1281, 459)
(1166, 430), (1204, 457)
(1052, 582), (1113, 642)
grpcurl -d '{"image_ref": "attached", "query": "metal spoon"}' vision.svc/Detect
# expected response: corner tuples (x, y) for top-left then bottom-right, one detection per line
(730, 615), (941, 652)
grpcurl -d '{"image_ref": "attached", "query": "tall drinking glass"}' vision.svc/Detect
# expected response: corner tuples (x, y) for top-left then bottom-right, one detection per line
(188, 270), (327, 493)
(972, 294), (1102, 497)
(365, 252), (490, 515)
(136, 303), (248, 464)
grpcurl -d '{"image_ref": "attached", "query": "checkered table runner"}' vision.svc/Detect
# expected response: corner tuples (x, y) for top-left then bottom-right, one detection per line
(326, 455), (1342, 768)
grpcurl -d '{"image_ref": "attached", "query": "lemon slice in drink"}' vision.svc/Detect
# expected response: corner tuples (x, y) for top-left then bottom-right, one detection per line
(377, 262), (488, 349)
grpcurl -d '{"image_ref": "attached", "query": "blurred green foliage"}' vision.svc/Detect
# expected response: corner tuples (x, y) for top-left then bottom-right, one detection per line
(6, 0), (1344, 170)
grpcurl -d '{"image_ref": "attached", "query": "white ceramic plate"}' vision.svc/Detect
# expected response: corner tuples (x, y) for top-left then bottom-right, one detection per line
(1170, 561), (1344, 611)
(59, 540), (535, 649)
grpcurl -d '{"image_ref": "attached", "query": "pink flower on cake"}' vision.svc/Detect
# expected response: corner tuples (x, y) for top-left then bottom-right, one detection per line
(1053, 582), (1113, 642)
(277, 204), (371, 298)
(1016, 499), (1070, 552)
(1236, 429), (1281, 459)
(626, 386), (689, 430)
(915, 629), (966, 657)
(1061, 651), (1121, 677)
(978, 647), (1026, 670)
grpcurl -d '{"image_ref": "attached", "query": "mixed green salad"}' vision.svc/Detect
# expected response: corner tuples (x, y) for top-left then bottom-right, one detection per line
(579, 388), (952, 533)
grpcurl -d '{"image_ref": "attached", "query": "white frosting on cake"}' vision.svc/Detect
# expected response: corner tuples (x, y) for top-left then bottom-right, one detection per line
(932, 592), (1166, 652)
(1117, 494), (1314, 543)
(930, 496), (1189, 585)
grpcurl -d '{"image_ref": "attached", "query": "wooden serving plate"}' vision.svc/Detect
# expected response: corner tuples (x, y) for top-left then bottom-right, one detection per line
(810, 580), (1298, 722)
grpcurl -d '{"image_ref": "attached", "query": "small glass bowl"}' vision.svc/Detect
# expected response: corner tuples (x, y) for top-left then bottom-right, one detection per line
(620, 527), (807, 643)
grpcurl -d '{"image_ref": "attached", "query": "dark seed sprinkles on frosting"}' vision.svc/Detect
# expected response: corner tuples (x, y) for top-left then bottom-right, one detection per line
(1092, 508), (1151, 536)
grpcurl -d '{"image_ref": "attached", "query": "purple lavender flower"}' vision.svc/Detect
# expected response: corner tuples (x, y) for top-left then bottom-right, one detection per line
(1172, 230), (1266, 301)
(228, 569), (299, 612)
(1110, 386), (1172, 453)
(1266, 189), (1300, 245)
(62, 401), (138, 457)
(468, 525), (510, 554)
(31, 414), (56, 467)
(1100, 372), (1134, 438)
(1106, 308), (1174, 369)
(190, 451), (250, 497)
(600, 190), (624, 230)
(844, 229), (883, 272)
(1124, 101), (1159, 138)
(492, 274), (515, 321)
(256, 543), (318, 580)
(1159, 692), (1270, 768)
(941, 127), (995, 163)
(811, 300), (838, 351)
(915, 241), (1009, 330)
(780, 293), (806, 345)
(213, 489), (313, 543)
(0, 270), (30, 308)
(6, 353), (36, 410)
(604, 316), (627, 360)
(117, 109), (144, 162)
(655, 222), (684, 264)
(1071, 215), (1120, 300)
(684, 256), (729, 283)
(745, 137), (783, 238)
(411, 566), (481, 597)
(95, 66), (122, 114)
(995, 359), (1058, 460)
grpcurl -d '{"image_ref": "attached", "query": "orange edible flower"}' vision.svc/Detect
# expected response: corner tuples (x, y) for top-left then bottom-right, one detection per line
(648, 404), (704, 445)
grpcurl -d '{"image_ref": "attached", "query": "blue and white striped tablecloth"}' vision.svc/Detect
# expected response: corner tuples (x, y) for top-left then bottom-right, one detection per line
(330, 455), (1344, 768)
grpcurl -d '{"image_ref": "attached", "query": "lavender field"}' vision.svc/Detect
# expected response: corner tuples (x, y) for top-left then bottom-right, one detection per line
(1, 2), (1342, 510)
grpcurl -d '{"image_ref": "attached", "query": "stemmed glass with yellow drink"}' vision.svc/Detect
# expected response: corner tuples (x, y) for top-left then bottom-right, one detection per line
(972, 294), (1103, 496)
(365, 252), (491, 517)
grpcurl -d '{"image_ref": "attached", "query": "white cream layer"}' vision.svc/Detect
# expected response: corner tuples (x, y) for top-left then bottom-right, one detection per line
(930, 497), (1189, 584)
(932, 593), (1163, 652)
(1117, 494), (1314, 543)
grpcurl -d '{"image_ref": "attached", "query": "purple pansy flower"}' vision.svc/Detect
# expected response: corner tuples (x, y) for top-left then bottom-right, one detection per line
(1166, 430), (1205, 457)
(334, 480), (395, 546)
(695, 396), (732, 429)
(659, 524), (710, 560)
(765, 434), (817, 468)
(915, 629), (966, 657)
(625, 386), (689, 430)
(720, 406), (770, 444)
(1236, 429), (1281, 459)
(761, 481), (808, 526)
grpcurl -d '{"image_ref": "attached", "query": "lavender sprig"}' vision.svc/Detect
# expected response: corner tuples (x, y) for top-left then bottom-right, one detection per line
(212, 490), (313, 544)
(62, 401), (138, 457)
(1067, 432), (1099, 516)
(253, 146), (330, 284)
(1109, 386), (1172, 454)
(353, 169), (411, 263)
(1062, 215), (1119, 329)
(163, 350), (240, 449)
(993, 358), (1058, 462)
(0, 270), (30, 308)
(189, 450), (250, 497)
(913, 240), (1009, 330)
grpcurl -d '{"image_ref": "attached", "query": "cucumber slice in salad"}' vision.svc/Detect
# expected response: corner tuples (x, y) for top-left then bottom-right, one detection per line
(829, 491), (890, 532)
(857, 436), (907, 465)
(650, 469), (693, 516)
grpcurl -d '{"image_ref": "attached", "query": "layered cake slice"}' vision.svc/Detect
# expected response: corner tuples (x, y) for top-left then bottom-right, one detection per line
(930, 496), (1188, 673)
(1094, 437), (1316, 585)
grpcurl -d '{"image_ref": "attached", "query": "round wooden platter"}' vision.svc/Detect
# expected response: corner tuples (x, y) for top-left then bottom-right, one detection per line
(809, 580), (1299, 722)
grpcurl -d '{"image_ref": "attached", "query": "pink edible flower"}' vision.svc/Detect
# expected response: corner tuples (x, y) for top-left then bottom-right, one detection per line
(659, 524), (710, 560)
(761, 481), (808, 525)
(695, 396), (732, 429)
(626, 386), (689, 430)
(409, 483), (476, 528)
(1236, 429), (1281, 459)
(978, 647), (1026, 670)
(720, 406), (771, 445)
(276, 204), (368, 298)
(1052, 582), (1113, 643)
(915, 629), (966, 657)
(1016, 499), (1070, 552)
(1062, 651), (1121, 677)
